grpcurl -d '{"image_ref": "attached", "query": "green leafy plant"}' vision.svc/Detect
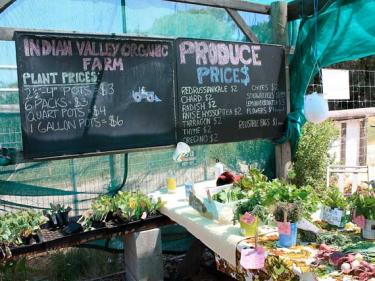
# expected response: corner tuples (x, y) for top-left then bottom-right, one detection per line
(0, 210), (45, 248)
(264, 180), (318, 220)
(91, 195), (115, 222)
(323, 186), (348, 210)
(351, 193), (375, 220)
(212, 186), (247, 203)
(293, 121), (339, 188)
(234, 191), (269, 223)
(235, 167), (268, 191)
(81, 191), (164, 231)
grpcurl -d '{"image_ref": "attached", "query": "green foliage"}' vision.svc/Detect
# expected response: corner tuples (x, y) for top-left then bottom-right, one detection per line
(264, 181), (319, 220)
(234, 191), (269, 223)
(91, 195), (115, 221)
(48, 248), (123, 281)
(351, 193), (375, 220)
(317, 232), (361, 247)
(0, 257), (34, 281)
(82, 191), (164, 230)
(0, 210), (45, 246)
(294, 121), (339, 187)
(235, 167), (268, 190)
(212, 186), (247, 203)
(323, 186), (349, 210)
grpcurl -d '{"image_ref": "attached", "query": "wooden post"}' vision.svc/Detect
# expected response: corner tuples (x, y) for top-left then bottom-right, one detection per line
(109, 154), (124, 192)
(271, 1), (292, 179)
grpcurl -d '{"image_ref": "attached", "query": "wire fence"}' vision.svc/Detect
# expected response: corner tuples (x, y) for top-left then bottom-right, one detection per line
(308, 69), (375, 182)
(309, 69), (375, 110)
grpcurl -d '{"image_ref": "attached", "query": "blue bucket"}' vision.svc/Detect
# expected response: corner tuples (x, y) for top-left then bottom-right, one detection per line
(277, 222), (298, 248)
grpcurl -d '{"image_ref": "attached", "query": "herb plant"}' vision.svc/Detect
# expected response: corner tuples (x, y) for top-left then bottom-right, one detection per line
(351, 193), (375, 220)
(323, 186), (348, 210)
(212, 186), (247, 203)
(0, 210), (45, 247)
(235, 167), (267, 190)
(293, 121), (339, 188)
(81, 191), (164, 230)
(234, 191), (269, 223)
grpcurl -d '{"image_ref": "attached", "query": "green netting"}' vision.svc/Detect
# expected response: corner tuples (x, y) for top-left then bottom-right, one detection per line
(286, 0), (375, 155)
(0, 0), (276, 212)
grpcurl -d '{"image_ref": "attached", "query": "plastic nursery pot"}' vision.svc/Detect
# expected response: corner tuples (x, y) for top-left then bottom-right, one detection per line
(50, 213), (58, 227)
(56, 213), (66, 227)
(277, 222), (298, 248)
(362, 219), (375, 240)
(240, 217), (258, 237)
(58, 211), (70, 226)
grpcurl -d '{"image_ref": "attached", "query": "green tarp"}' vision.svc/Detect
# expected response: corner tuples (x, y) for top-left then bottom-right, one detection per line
(287, 0), (375, 155)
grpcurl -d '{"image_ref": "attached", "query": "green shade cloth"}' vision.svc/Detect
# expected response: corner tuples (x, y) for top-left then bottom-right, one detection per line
(286, 0), (375, 156)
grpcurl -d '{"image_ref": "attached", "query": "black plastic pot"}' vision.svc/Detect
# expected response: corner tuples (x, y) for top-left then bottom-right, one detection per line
(57, 211), (70, 226)
(62, 222), (83, 235)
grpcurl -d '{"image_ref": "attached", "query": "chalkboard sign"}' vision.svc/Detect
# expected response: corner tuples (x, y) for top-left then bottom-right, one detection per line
(15, 32), (176, 159)
(175, 39), (287, 145)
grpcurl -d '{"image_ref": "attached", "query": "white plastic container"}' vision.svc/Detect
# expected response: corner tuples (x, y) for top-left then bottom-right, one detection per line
(362, 219), (375, 240)
(214, 159), (224, 179)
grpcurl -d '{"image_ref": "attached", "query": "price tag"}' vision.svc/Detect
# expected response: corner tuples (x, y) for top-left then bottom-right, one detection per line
(353, 215), (365, 229)
(277, 222), (291, 235)
(240, 212), (256, 224)
(323, 207), (343, 227)
(240, 247), (265, 270)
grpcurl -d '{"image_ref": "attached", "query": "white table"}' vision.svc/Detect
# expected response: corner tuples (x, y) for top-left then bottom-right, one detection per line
(150, 180), (245, 266)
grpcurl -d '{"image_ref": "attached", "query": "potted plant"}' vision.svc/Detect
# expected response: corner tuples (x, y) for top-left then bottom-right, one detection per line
(264, 182), (317, 248)
(234, 167), (267, 191)
(351, 192), (375, 240)
(321, 186), (349, 227)
(0, 210), (45, 250)
(273, 202), (301, 248)
(113, 191), (157, 223)
(43, 203), (72, 228)
(234, 191), (268, 237)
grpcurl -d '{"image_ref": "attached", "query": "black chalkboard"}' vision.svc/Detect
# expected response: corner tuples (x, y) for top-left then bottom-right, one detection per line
(175, 38), (287, 145)
(15, 32), (176, 159)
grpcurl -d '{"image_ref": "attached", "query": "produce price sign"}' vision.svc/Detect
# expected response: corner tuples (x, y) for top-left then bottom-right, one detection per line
(15, 32), (176, 159)
(176, 39), (287, 145)
(15, 33), (287, 159)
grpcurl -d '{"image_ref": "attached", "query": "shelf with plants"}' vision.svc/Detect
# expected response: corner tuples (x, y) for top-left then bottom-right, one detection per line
(0, 191), (167, 260)
(0, 210), (46, 257)
(79, 190), (165, 231)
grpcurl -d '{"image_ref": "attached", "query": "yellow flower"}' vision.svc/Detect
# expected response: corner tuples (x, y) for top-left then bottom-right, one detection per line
(129, 198), (136, 209)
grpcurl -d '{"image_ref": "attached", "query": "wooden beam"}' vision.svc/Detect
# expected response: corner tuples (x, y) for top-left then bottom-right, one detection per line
(0, 26), (177, 41)
(226, 8), (259, 43)
(0, 0), (15, 13)
(271, 1), (291, 179)
(164, 0), (270, 14)
(287, 0), (332, 21)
